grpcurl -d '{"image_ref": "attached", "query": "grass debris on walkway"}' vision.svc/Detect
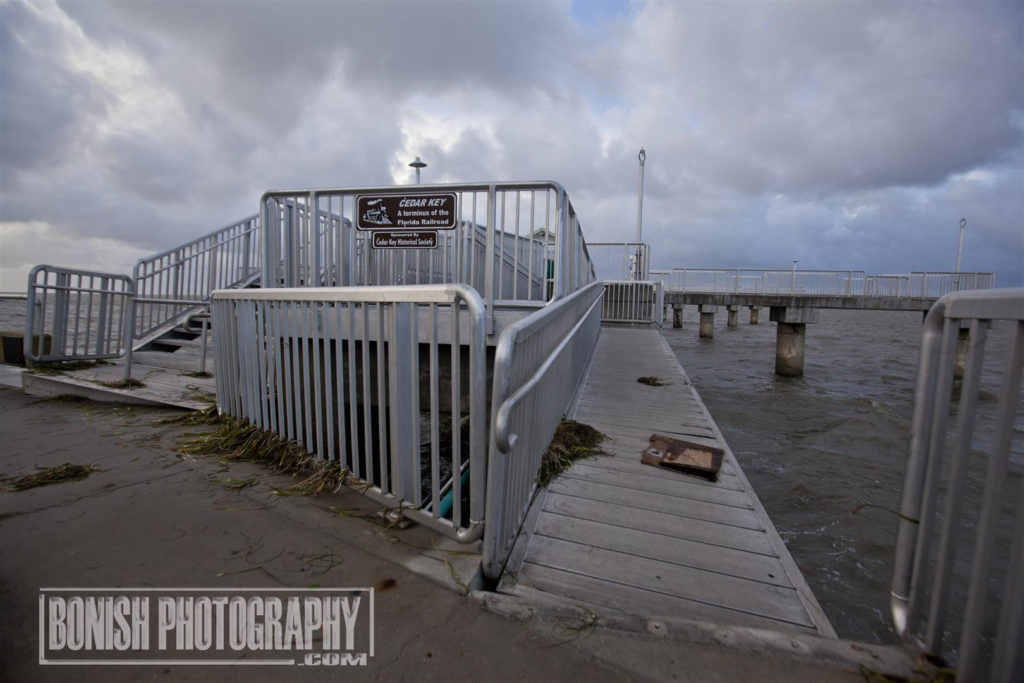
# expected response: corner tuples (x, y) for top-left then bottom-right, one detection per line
(2, 463), (101, 491)
(536, 419), (607, 487)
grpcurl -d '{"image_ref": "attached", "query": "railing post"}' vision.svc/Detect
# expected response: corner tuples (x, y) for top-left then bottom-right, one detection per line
(483, 185), (497, 334)
(122, 294), (136, 381)
(52, 271), (69, 355)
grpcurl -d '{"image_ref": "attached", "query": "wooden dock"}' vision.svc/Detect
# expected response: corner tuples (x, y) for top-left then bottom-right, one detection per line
(499, 326), (836, 637)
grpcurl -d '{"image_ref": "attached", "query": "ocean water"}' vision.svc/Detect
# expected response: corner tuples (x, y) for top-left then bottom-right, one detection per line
(664, 306), (1020, 646)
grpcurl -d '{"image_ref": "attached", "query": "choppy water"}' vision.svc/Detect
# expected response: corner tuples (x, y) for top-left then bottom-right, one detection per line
(665, 306), (1021, 646)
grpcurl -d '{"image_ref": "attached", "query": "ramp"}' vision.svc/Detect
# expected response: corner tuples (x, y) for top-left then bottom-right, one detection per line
(500, 327), (835, 637)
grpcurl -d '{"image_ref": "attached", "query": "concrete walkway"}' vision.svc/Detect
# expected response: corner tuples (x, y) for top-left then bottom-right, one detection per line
(0, 385), (912, 681)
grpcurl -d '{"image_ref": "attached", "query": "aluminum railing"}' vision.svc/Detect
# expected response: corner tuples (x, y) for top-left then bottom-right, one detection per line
(482, 281), (604, 579)
(130, 214), (260, 342)
(260, 183), (596, 332)
(891, 288), (1024, 682)
(24, 265), (134, 363)
(123, 215), (261, 378)
(211, 284), (488, 542)
(651, 268), (996, 298)
(589, 242), (650, 282)
(601, 280), (664, 326)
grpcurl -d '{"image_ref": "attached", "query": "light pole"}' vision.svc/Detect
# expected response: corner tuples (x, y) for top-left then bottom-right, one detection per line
(791, 260), (798, 294)
(954, 217), (966, 289)
(409, 156), (427, 184)
(634, 148), (646, 280)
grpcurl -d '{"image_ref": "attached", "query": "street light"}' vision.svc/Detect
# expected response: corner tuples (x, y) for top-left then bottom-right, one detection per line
(955, 217), (967, 272)
(634, 148), (646, 280)
(955, 217), (966, 290)
(409, 156), (427, 184)
(791, 260), (798, 294)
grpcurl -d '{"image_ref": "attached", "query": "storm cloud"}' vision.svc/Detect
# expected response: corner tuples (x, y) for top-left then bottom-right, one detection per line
(1, 0), (1021, 290)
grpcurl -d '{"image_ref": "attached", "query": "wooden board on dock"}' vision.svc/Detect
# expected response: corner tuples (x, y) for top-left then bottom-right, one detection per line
(500, 327), (835, 638)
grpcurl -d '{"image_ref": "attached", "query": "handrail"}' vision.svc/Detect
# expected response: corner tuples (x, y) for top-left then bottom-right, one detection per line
(124, 214), (260, 378)
(482, 281), (604, 579)
(890, 288), (1023, 682)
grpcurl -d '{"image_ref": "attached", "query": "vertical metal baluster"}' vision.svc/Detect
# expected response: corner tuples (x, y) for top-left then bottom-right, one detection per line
(347, 303), (361, 479)
(451, 296), (462, 525)
(429, 303), (440, 517)
(361, 303), (373, 480)
(960, 320), (1024, 678)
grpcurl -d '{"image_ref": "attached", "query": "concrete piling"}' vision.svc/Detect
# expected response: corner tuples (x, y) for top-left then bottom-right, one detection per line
(699, 305), (716, 339)
(769, 306), (819, 377)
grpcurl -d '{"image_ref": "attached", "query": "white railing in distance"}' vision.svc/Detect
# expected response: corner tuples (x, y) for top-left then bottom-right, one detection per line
(652, 268), (995, 298)
(601, 280), (664, 326)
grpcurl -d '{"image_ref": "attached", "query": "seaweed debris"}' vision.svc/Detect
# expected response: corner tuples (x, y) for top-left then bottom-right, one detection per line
(537, 419), (607, 487)
(2, 463), (101, 491)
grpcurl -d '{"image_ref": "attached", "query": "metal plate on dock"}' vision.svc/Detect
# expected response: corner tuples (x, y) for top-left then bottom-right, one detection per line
(642, 433), (724, 481)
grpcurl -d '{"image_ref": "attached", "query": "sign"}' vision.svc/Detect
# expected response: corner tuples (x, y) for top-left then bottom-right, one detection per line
(39, 587), (374, 667)
(371, 231), (437, 249)
(356, 193), (457, 230)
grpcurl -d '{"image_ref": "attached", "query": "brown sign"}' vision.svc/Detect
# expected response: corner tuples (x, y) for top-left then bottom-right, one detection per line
(357, 193), (457, 230)
(371, 231), (438, 249)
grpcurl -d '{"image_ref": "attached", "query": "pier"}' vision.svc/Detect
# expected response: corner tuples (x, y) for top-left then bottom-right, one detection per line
(657, 271), (995, 376)
(10, 181), (1020, 680)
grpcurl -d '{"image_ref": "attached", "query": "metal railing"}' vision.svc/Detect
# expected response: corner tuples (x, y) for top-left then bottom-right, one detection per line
(118, 215), (262, 379)
(24, 265), (133, 362)
(891, 288), (1024, 682)
(651, 268), (996, 298)
(211, 284), (488, 542)
(260, 183), (596, 331)
(601, 280), (664, 326)
(589, 242), (650, 281)
(482, 281), (604, 579)
(131, 214), (260, 342)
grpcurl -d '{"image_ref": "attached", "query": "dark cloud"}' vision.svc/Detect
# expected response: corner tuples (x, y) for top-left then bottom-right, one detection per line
(1, 0), (1021, 291)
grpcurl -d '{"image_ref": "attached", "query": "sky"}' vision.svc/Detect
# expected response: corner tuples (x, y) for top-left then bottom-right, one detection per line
(1, 0), (1022, 292)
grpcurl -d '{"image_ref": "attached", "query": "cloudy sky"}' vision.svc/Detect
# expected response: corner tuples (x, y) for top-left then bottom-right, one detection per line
(1, 0), (1022, 292)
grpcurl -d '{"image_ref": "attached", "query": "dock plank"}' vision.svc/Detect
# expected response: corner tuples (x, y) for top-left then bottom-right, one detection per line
(547, 477), (761, 528)
(533, 514), (791, 587)
(526, 535), (814, 627)
(542, 492), (775, 555)
(513, 565), (821, 636)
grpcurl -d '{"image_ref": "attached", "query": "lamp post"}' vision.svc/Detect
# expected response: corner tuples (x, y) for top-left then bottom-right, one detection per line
(791, 260), (798, 294)
(634, 148), (646, 280)
(409, 156), (427, 184)
(954, 217), (966, 289)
